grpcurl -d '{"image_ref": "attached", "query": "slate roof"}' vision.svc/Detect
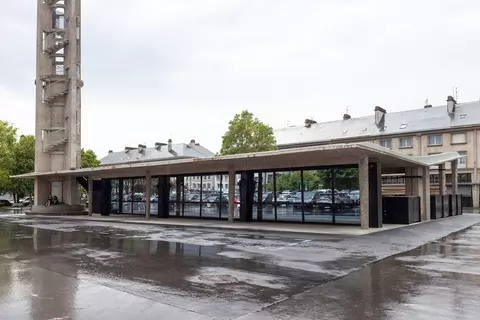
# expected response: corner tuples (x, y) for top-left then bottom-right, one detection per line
(100, 143), (215, 166)
(275, 100), (480, 147)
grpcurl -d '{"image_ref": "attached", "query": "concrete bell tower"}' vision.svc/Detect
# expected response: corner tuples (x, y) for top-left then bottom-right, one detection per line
(32, 0), (86, 214)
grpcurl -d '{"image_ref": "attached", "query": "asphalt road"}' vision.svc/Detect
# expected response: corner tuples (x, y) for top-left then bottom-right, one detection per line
(0, 214), (479, 319)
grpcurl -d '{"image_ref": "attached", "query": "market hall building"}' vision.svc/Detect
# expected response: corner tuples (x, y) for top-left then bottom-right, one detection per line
(15, 142), (464, 229)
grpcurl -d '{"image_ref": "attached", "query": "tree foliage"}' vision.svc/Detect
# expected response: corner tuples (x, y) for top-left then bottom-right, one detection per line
(220, 110), (276, 155)
(10, 135), (35, 200)
(0, 121), (17, 194)
(81, 149), (101, 168)
(267, 168), (359, 192)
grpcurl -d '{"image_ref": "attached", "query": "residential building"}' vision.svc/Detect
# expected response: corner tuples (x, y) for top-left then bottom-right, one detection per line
(274, 97), (480, 207)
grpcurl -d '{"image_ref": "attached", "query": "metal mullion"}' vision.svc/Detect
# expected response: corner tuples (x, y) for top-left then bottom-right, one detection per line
(301, 170), (305, 223)
(181, 176), (185, 217)
(219, 175), (223, 219)
(199, 176), (203, 218)
(131, 179), (134, 214)
(273, 172), (277, 221)
(331, 170), (336, 224)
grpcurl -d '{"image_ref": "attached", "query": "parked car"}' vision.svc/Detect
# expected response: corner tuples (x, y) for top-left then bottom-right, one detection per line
(19, 197), (33, 206)
(203, 195), (229, 208)
(336, 192), (355, 207)
(0, 199), (12, 207)
(349, 190), (360, 204)
(293, 191), (322, 208)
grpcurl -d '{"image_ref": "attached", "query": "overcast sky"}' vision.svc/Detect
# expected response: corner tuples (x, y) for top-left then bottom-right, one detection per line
(1, 0), (480, 157)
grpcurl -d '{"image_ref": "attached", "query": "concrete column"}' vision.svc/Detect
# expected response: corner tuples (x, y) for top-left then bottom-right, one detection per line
(422, 167), (431, 221)
(87, 176), (93, 216)
(228, 170), (236, 223)
(145, 174), (152, 220)
(438, 163), (446, 195)
(405, 168), (413, 196)
(415, 167), (429, 221)
(257, 172), (263, 221)
(473, 185), (479, 209)
(358, 156), (369, 229)
(451, 160), (458, 196)
(411, 168), (420, 198)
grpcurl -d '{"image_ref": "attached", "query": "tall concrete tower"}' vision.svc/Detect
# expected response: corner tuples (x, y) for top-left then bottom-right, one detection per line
(32, 0), (85, 214)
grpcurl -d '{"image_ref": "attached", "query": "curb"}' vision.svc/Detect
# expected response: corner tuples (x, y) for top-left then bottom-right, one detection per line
(12, 214), (367, 237)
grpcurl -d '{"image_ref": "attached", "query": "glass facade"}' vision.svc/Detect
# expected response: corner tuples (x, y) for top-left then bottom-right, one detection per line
(104, 166), (361, 225)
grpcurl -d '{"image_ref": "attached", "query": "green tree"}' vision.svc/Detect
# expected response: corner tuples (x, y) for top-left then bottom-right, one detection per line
(81, 149), (101, 168)
(220, 110), (276, 155)
(0, 121), (17, 194)
(10, 135), (35, 202)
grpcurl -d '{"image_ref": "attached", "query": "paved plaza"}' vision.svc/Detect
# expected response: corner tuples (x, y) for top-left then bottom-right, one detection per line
(1, 213), (480, 319)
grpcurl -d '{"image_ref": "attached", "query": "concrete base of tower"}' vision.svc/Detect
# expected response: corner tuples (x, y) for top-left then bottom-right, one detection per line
(26, 204), (88, 216)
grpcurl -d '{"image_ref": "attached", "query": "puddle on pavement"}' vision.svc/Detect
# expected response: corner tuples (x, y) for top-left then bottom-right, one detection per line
(0, 217), (322, 313)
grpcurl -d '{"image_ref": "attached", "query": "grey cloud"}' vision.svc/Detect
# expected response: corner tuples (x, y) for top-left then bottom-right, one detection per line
(2, 0), (480, 157)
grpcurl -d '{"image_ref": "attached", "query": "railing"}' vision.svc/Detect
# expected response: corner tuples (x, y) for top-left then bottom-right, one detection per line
(42, 128), (67, 151)
(42, 30), (68, 54)
(42, 80), (69, 103)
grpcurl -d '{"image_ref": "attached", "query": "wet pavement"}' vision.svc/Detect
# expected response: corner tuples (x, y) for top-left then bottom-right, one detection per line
(244, 224), (480, 320)
(0, 214), (480, 319)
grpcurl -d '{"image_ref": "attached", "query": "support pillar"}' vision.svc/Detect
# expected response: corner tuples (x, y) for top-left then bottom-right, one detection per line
(473, 185), (479, 209)
(228, 170), (235, 223)
(368, 162), (383, 228)
(421, 167), (431, 221)
(157, 176), (170, 218)
(438, 163), (446, 195)
(88, 176), (93, 216)
(145, 174), (151, 220)
(451, 160), (458, 196)
(239, 172), (254, 222)
(358, 156), (369, 229)
(257, 172), (263, 221)
(405, 168), (413, 195)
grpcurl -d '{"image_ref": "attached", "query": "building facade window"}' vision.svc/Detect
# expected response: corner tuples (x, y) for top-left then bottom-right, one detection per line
(446, 173), (472, 183)
(451, 132), (467, 144)
(380, 139), (392, 149)
(399, 137), (413, 148)
(427, 134), (443, 146)
(381, 175), (405, 185)
(458, 151), (467, 169)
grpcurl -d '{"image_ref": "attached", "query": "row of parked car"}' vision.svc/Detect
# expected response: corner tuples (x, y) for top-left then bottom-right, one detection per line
(258, 189), (360, 207)
(0, 197), (33, 207)
(112, 189), (360, 207)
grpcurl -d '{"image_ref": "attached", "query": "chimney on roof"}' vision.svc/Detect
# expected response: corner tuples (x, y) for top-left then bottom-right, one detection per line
(447, 95), (457, 114)
(343, 113), (351, 120)
(124, 146), (136, 153)
(424, 104), (432, 108)
(189, 139), (196, 147)
(108, 150), (113, 154)
(154, 142), (166, 151)
(138, 144), (146, 153)
(167, 139), (177, 156)
(374, 106), (386, 128)
(304, 119), (317, 128)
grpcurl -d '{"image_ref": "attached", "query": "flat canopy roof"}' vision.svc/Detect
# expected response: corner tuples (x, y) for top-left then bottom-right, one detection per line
(13, 142), (464, 180)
